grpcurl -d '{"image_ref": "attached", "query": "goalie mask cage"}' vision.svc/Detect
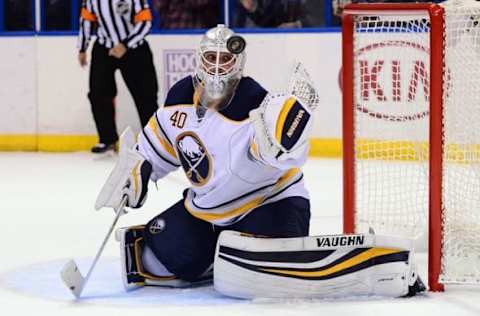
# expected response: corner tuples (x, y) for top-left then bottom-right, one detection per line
(342, 2), (480, 292)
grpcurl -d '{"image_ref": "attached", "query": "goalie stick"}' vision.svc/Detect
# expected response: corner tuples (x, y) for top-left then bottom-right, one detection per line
(60, 196), (128, 299)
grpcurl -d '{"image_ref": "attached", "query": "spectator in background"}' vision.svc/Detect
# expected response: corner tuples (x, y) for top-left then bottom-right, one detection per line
(332, 0), (442, 25)
(332, 0), (348, 20)
(238, 0), (303, 28)
(333, 0), (441, 20)
(302, 0), (324, 27)
(45, 0), (71, 30)
(236, 0), (324, 28)
(152, 0), (219, 29)
(4, 0), (33, 31)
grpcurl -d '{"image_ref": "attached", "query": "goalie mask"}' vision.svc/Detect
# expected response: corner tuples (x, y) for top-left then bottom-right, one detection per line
(193, 24), (246, 110)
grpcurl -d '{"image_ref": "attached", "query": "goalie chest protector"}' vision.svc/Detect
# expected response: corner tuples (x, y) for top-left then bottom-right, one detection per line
(139, 76), (309, 225)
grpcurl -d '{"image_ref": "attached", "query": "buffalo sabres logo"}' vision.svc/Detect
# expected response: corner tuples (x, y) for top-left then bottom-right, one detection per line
(149, 218), (166, 235)
(176, 132), (212, 186)
(115, 0), (130, 16)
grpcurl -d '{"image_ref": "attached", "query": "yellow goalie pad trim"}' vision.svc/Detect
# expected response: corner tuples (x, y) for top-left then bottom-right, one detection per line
(261, 247), (401, 278)
(275, 97), (297, 143)
(131, 160), (141, 199)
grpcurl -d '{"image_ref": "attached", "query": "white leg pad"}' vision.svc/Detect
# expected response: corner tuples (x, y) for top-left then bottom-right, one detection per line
(214, 231), (417, 299)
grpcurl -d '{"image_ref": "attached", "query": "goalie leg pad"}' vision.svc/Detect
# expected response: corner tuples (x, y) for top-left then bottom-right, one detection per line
(117, 225), (211, 289)
(214, 231), (423, 299)
(118, 225), (176, 289)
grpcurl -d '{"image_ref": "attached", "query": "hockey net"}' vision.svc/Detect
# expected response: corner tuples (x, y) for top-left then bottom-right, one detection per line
(342, 2), (480, 291)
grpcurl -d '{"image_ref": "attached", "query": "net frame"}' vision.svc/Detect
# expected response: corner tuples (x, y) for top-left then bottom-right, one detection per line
(342, 3), (446, 292)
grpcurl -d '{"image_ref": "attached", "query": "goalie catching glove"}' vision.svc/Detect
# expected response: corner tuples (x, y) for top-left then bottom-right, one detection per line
(95, 127), (152, 211)
(250, 94), (313, 163)
(249, 62), (319, 165)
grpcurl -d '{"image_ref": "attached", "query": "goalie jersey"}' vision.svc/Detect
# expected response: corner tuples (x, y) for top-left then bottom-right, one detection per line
(137, 76), (309, 225)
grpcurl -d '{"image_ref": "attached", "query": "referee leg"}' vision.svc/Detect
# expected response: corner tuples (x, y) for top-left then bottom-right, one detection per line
(119, 42), (159, 127)
(88, 42), (119, 145)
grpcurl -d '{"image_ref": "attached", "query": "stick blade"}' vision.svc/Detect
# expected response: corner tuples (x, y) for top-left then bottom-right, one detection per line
(60, 260), (85, 299)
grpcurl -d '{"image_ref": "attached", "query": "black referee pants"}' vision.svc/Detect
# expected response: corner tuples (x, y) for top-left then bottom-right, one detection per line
(88, 41), (158, 145)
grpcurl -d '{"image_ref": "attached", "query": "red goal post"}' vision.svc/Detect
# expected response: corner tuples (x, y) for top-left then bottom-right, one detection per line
(342, 3), (445, 292)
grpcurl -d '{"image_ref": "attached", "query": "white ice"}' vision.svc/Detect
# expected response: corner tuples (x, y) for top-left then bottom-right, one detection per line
(1, 152), (480, 316)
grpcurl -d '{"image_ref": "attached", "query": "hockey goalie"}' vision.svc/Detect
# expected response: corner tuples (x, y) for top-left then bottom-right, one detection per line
(95, 25), (425, 299)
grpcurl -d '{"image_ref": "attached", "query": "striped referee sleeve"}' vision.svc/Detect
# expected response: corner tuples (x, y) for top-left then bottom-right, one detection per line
(137, 111), (180, 181)
(123, 0), (152, 49)
(77, 0), (97, 52)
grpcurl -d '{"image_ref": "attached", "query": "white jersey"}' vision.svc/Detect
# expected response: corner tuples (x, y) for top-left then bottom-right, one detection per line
(137, 76), (309, 225)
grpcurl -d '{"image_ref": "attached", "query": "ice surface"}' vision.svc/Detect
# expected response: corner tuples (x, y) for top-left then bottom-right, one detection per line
(1, 152), (480, 316)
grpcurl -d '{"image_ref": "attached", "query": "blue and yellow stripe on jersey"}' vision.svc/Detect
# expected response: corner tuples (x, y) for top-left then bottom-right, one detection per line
(147, 114), (178, 160)
(184, 168), (303, 224)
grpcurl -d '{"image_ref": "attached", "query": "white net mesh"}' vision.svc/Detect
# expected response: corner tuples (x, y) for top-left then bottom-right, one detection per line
(441, 3), (480, 284)
(352, 12), (431, 239)
(350, 4), (480, 284)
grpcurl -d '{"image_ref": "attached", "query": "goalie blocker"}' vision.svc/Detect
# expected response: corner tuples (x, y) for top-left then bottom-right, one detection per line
(214, 231), (425, 299)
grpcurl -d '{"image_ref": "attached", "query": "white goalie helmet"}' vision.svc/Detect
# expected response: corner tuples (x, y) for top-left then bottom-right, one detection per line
(193, 24), (247, 110)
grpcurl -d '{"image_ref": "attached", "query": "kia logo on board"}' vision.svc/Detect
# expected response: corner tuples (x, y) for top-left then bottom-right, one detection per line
(339, 40), (451, 122)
